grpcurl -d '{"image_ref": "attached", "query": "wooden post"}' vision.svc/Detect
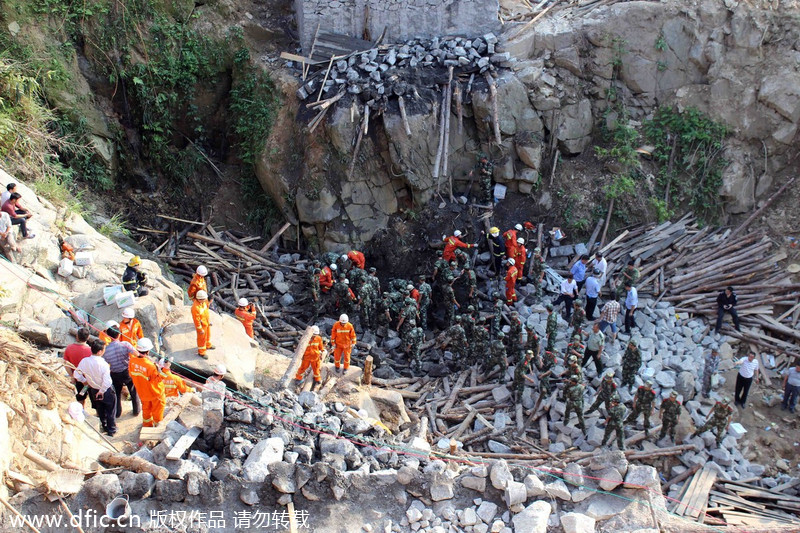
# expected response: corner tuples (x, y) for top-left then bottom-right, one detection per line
(98, 451), (169, 480)
(454, 82), (463, 135)
(398, 96), (412, 137)
(729, 176), (796, 239)
(280, 326), (315, 388)
(363, 355), (374, 386)
(442, 66), (454, 202)
(433, 88), (448, 189)
(260, 221), (292, 252)
(539, 415), (549, 446)
(0, 494), (41, 533)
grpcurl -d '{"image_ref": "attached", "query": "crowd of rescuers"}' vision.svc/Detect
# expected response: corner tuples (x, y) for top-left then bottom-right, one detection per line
(69, 223), (746, 446)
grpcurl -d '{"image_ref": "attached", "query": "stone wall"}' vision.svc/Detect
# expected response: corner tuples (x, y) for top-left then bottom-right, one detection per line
(294, 0), (500, 52)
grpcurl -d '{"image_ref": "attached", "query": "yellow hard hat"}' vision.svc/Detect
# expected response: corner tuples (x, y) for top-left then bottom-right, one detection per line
(490, 227), (500, 236)
(128, 256), (142, 267)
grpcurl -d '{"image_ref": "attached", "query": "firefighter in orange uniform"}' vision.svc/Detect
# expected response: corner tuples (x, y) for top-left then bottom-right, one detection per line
(443, 230), (476, 262)
(128, 338), (166, 427)
(331, 314), (357, 373)
(187, 265), (208, 301)
(162, 359), (195, 397)
(503, 224), (523, 257)
(347, 250), (366, 270)
(192, 290), (213, 357)
(98, 320), (118, 345)
(119, 307), (144, 345)
(513, 237), (527, 274)
(295, 325), (325, 386)
(505, 258), (520, 305)
(235, 298), (257, 338)
(319, 264), (336, 293)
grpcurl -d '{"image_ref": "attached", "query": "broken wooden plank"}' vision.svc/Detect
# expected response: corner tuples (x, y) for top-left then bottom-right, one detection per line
(165, 427), (203, 461)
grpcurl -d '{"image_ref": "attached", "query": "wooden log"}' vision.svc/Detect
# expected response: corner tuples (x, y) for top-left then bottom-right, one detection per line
(260, 221), (292, 253)
(432, 88), (448, 187)
(539, 413), (549, 446)
(280, 326), (314, 389)
(363, 355), (373, 385)
(454, 82), (463, 135)
(442, 66), (455, 201)
(0, 494), (42, 533)
(730, 176), (797, 239)
(98, 451), (169, 480)
(24, 446), (61, 472)
(348, 107), (367, 179)
(440, 371), (468, 415)
(398, 96), (412, 137)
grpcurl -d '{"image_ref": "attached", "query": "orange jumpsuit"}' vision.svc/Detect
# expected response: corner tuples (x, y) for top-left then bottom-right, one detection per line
(331, 321), (357, 370)
(235, 305), (257, 338)
(410, 289), (420, 305)
(319, 267), (334, 293)
(295, 334), (324, 382)
(163, 369), (193, 397)
(512, 243), (527, 274)
(443, 235), (472, 262)
(98, 331), (113, 345)
(128, 355), (166, 427)
(187, 274), (207, 301)
(191, 299), (212, 356)
(347, 250), (366, 270)
(505, 264), (519, 304)
(503, 229), (518, 257)
(119, 318), (144, 345)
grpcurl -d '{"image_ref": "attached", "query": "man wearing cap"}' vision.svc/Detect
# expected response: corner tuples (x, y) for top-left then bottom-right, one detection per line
(582, 322), (606, 375)
(562, 354), (584, 387)
(601, 399), (626, 450)
(569, 299), (586, 340)
(188, 265), (208, 301)
(529, 248), (545, 298)
(659, 391), (681, 442)
(444, 230), (476, 262)
(163, 359), (195, 397)
(128, 338), (166, 427)
(122, 256), (149, 296)
(471, 318), (490, 367)
(487, 227), (505, 276)
(545, 304), (558, 352)
(621, 338), (642, 388)
(702, 347), (721, 398)
(616, 260), (639, 301)
(441, 263), (461, 327)
(715, 286), (741, 334)
(503, 224), (522, 257)
(692, 398), (733, 446)
(586, 369), (618, 415)
(513, 350), (535, 402)
(554, 273), (578, 320)
(235, 298), (257, 338)
(74, 339), (117, 436)
(205, 364), (227, 397)
(192, 290), (213, 357)
(487, 332), (508, 381)
(627, 380), (657, 437)
(571, 254), (590, 291)
(564, 377), (587, 432)
(444, 316), (467, 361)
(295, 326), (325, 387)
(416, 275), (432, 330)
(103, 327), (140, 418)
(537, 349), (557, 396)
(119, 307), (144, 345)
(331, 314), (357, 373)
(592, 252), (607, 286)
(505, 258), (519, 305)
(309, 261), (322, 322)
(319, 264), (335, 293)
(507, 312), (524, 362)
(512, 237), (527, 274)
(584, 269), (602, 320)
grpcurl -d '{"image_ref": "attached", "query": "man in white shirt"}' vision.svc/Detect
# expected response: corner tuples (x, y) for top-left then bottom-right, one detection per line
(553, 273), (578, 320)
(592, 252), (607, 286)
(74, 339), (117, 436)
(734, 352), (760, 410)
(624, 282), (638, 335)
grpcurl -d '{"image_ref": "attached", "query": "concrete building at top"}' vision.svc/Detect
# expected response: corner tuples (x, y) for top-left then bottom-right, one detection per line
(294, 0), (501, 53)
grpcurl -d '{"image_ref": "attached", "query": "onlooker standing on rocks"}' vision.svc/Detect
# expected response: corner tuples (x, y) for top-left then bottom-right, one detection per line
(584, 269), (602, 320)
(702, 347), (721, 398)
(103, 327), (140, 418)
(659, 391), (681, 442)
(597, 296), (620, 342)
(715, 286), (741, 334)
(781, 361), (800, 413)
(693, 398), (733, 446)
(571, 254), (590, 291)
(592, 252), (607, 286)
(74, 339), (117, 436)
(554, 273), (578, 320)
(582, 322), (605, 376)
(623, 282), (638, 335)
(733, 351), (760, 409)
(0, 210), (21, 262)
(64, 327), (92, 405)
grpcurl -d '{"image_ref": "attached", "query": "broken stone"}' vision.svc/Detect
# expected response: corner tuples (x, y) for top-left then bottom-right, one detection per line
(155, 479), (186, 502)
(490, 460), (512, 490)
(545, 479), (571, 501)
(560, 512), (596, 533)
(83, 473), (121, 504)
(524, 473), (545, 497)
(461, 475), (486, 493)
(623, 465), (659, 490)
(512, 501), (549, 533)
(242, 437), (285, 483)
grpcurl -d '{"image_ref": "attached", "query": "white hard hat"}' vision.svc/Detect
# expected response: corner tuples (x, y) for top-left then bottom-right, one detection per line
(339, 314), (349, 323)
(453, 230), (462, 237)
(196, 290), (208, 300)
(517, 237), (524, 244)
(121, 307), (135, 319)
(344, 279), (350, 284)
(515, 223), (523, 231)
(406, 284), (414, 290)
(330, 264), (337, 270)
(238, 298), (249, 307)
(196, 265), (208, 276)
(341, 254), (348, 261)
(213, 364), (227, 375)
(136, 338), (154, 352)
(106, 320), (119, 329)
(311, 325), (320, 335)
(507, 258), (515, 265)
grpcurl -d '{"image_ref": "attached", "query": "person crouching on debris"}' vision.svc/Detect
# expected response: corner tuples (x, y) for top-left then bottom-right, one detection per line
(443, 230), (476, 262)
(163, 359), (195, 397)
(122, 256), (149, 296)
(119, 307), (144, 345)
(331, 314), (357, 374)
(295, 326), (325, 388)
(235, 298), (257, 338)
(188, 265), (208, 301)
(192, 290), (214, 357)
(205, 364), (227, 397)
(128, 338), (166, 428)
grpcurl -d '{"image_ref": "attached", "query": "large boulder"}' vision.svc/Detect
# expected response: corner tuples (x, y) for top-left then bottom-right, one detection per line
(556, 99), (593, 154)
(472, 72), (544, 137)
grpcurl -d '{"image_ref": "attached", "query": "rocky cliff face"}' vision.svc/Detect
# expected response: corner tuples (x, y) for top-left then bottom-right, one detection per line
(266, 0), (800, 249)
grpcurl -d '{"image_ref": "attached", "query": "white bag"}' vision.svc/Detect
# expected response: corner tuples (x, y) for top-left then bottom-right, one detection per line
(57, 258), (74, 277)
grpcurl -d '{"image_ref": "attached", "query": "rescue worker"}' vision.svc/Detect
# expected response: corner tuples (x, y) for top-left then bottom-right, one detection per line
(98, 320), (118, 346)
(319, 263), (336, 293)
(432, 250), (450, 285)
(586, 369), (619, 415)
(347, 250), (366, 270)
(513, 237), (527, 274)
(192, 290), (213, 357)
(564, 377), (587, 432)
(488, 331), (508, 381)
(537, 350), (557, 396)
(529, 248), (545, 297)
(505, 258), (519, 305)
(162, 359), (195, 397)
(235, 298), (257, 338)
(443, 230), (476, 262)
(119, 307), (143, 345)
(487, 226), (506, 276)
(454, 248), (471, 270)
(471, 318), (490, 366)
(309, 261), (322, 322)
(128, 338), (166, 428)
(692, 397), (734, 447)
(463, 266), (478, 308)
(408, 326), (425, 368)
(295, 325), (325, 387)
(440, 262), (460, 328)
(503, 224), (523, 257)
(416, 275), (432, 330)
(507, 312), (523, 362)
(513, 350), (535, 402)
(601, 399), (626, 450)
(358, 280), (376, 330)
(545, 304), (558, 351)
(626, 380), (657, 437)
(659, 391), (682, 442)
(331, 314), (357, 373)
(443, 315), (467, 360)
(569, 299), (586, 340)
(187, 265), (208, 301)
(122, 256), (149, 296)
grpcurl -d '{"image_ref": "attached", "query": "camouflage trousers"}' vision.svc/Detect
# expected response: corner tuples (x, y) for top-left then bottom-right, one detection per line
(564, 400), (586, 431)
(625, 406), (653, 435)
(602, 423), (625, 449)
(659, 417), (677, 441)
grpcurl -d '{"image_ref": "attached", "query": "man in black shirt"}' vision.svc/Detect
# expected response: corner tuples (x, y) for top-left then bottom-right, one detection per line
(715, 286), (740, 334)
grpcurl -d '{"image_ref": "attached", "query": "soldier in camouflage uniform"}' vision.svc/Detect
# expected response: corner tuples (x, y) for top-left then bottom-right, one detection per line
(569, 299), (586, 340)
(407, 326), (425, 368)
(308, 261), (322, 322)
(586, 369), (619, 415)
(439, 262), (460, 328)
(525, 324), (540, 360)
(444, 316), (468, 359)
(659, 391), (681, 442)
(692, 397), (734, 446)
(529, 248), (545, 298)
(386, 290), (404, 319)
(601, 398), (626, 450)
(491, 297), (504, 339)
(507, 312), (524, 363)
(349, 267), (367, 294)
(463, 267), (478, 308)
(358, 279), (375, 329)
(626, 380), (657, 437)
(432, 250), (449, 286)
(537, 350), (557, 396)
(561, 356), (584, 392)
(487, 332), (508, 380)
(397, 297), (418, 342)
(513, 350), (535, 402)
(621, 338), (642, 388)
(616, 260), (640, 301)
(564, 377), (587, 432)
(320, 252), (339, 270)
(416, 275), (432, 330)
(566, 335), (585, 364)
(702, 347), (721, 399)
(468, 153), (494, 204)
(454, 248), (472, 270)
(332, 275), (354, 315)
(471, 318), (490, 366)
(367, 267), (381, 294)
(462, 307), (476, 343)
(546, 304), (558, 352)
(376, 294), (392, 328)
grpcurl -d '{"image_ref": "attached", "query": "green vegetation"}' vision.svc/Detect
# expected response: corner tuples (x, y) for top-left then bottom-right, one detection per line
(98, 212), (131, 238)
